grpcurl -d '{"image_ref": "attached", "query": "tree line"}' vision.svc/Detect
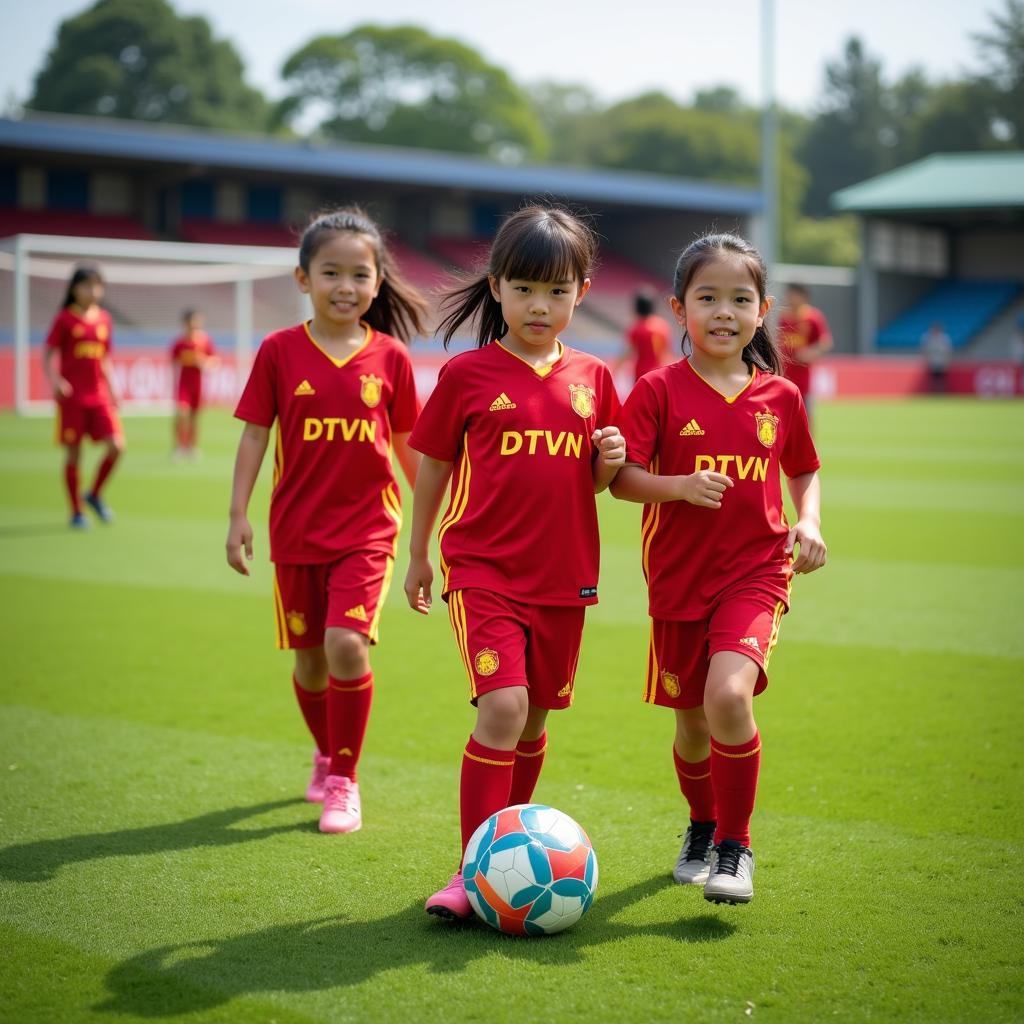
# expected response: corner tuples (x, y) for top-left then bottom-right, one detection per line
(24, 0), (1024, 266)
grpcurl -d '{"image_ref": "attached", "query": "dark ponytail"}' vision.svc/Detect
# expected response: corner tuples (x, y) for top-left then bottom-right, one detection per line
(298, 207), (429, 344)
(436, 204), (597, 349)
(672, 233), (781, 375)
(62, 265), (103, 309)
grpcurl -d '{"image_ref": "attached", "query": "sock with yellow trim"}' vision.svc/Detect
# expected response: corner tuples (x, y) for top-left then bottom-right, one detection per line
(508, 732), (547, 805)
(327, 672), (373, 780)
(672, 747), (716, 823)
(460, 735), (515, 853)
(710, 731), (761, 847)
(292, 675), (328, 756)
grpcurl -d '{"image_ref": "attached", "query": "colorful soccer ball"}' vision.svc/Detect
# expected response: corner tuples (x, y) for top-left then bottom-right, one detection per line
(462, 803), (598, 935)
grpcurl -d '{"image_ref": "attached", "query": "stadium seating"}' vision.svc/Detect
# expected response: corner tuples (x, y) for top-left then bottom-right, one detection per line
(178, 219), (298, 248)
(0, 207), (153, 240)
(876, 280), (1023, 350)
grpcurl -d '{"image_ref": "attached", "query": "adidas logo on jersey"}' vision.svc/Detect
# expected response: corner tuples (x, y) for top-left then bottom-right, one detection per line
(294, 379), (316, 396)
(344, 604), (368, 622)
(739, 636), (762, 653)
(679, 419), (705, 436)
(489, 392), (517, 411)
(557, 681), (572, 698)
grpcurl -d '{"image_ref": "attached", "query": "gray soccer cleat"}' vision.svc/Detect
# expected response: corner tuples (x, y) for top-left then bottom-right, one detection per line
(672, 821), (716, 884)
(703, 840), (755, 904)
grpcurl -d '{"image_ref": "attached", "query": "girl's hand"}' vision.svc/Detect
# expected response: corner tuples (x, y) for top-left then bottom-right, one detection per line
(676, 470), (733, 508)
(786, 519), (827, 574)
(591, 426), (626, 468)
(404, 554), (434, 614)
(53, 377), (72, 399)
(226, 514), (254, 575)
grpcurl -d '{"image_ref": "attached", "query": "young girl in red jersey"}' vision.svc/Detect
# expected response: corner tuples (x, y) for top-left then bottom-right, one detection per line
(226, 208), (428, 834)
(402, 205), (625, 920)
(170, 309), (217, 459)
(43, 265), (124, 529)
(612, 233), (827, 905)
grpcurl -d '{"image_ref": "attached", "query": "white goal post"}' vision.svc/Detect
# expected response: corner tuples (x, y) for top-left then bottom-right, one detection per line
(0, 234), (308, 415)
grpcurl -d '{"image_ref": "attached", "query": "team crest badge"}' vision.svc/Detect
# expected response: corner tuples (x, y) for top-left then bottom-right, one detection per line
(474, 648), (500, 677)
(72, 324), (85, 338)
(287, 611), (307, 637)
(754, 411), (779, 448)
(568, 384), (595, 419)
(661, 671), (680, 698)
(359, 374), (383, 408)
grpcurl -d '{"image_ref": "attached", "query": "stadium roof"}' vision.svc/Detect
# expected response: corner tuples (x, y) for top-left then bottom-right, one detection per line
(0, 113), (761, 215)
(831, 152), (1024, 214)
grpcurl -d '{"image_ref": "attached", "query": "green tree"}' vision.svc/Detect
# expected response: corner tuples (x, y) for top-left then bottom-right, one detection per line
(973, 0), (1024, 142)
(28, 0), (268, 130)
(278, 25), (547, 161)
(526, 80), (601, 165)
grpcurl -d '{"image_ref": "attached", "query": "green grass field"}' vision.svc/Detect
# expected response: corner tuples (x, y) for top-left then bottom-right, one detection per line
(1, 400), (1022, 1024)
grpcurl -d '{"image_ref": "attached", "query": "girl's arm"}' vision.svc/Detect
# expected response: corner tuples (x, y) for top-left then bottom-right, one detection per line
(785, 471), (827, 573)
(403, 455), (453, 614)
(43, 347), (71, 398)
(392, 431), (420, 489)
(591, 426), (626, 493)
(610, 463), (734, 508)
(226, 422), (270, 576)
(99, 356), (120, 406)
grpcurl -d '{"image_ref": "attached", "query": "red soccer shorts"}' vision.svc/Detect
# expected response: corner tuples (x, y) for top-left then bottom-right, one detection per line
(644, 587), (787, 709)
(176, 377), (202, 411)
(272, 549), (395, 650)
(56, 400), (122, 446)
(446, 588), (585, 710)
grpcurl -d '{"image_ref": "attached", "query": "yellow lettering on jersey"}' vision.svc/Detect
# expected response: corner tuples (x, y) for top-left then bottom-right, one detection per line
(501, 431), (523, 455)
(695, 454), (769, 480)
(303, 417), (376, 443)
(73, 342), (105, 359)
(500, 430), (585, 458)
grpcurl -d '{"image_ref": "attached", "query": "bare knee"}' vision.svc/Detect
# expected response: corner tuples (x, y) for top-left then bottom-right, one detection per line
(293, 646), (328, 692)
(675, 707), (711, 747)
(323, 628), (370, 679)
(475, 687), (529, 748)
(65, 445), (81, 466)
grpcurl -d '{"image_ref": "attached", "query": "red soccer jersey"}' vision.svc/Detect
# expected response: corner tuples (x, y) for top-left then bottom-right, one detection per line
(234, 322), (420, 565)
(778, 304), (830, 396)
(409, 341), (621, 606)
(44, 307), (113, 406)
(170, 332), (216, 389)
(627, 315), (673, 379)
(621, 359), (820, 620)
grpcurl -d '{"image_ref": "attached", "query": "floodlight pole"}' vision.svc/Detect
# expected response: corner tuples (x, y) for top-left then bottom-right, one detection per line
(760, 0), (778, 268)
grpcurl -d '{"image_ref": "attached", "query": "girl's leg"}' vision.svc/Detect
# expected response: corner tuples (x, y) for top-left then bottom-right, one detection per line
(509, 704), (549, 805)
(672, 706), (715, 823)
(64, 443), (83, 519)
(322, 627), (372, 781)
(187, 409), (199, 451)
(293, 646), (330, 802)
(88, 434), (123, 503)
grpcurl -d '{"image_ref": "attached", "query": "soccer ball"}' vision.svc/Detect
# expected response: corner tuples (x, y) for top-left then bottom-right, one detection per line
(462, 803), (598, 936)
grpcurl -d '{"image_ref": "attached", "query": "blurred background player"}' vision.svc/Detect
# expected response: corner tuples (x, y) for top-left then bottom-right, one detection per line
(920, 321), (952, 394)
(777, 283), (833, 420)
(620, 288), (674, 383)
(169, 309), (218, 459)
(42, 265), (124, 529)
(403, 205), (625, 920)
(226, 208), (428, 834)
(612, 234), (826, 906)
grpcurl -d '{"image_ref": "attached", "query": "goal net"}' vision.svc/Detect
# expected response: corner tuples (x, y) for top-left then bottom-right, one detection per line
(0, 234), (306, 415)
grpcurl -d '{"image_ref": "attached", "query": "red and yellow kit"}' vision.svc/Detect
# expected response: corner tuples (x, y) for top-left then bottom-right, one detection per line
(622, 358), (820, 620)
(627, 315), (673, 379)
(234, 322), (419, 566)
(45, 307), (114, 406)
(778, 304), (829, 397)
(409, 341), (621, 607)
(170, 331), (216, 409)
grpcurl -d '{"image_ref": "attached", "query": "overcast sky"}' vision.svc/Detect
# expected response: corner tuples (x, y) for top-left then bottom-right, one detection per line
(1, 0), (1002, 115)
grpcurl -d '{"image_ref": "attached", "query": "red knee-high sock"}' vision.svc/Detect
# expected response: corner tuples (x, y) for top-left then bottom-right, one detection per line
(327, 672), (373, 780)
(460, 736), (515, 854)
(292, 676), (328, 756)
(64, 464), (82, 515)
(175, 418), (188, 449)
(673, 747), (716, 823)
(710, 732), (761, 847)
(90, 451), (120, 496)
(508, 732), (547, 806)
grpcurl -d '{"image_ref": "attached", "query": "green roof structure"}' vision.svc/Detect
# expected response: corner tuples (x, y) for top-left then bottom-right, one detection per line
(832, 152), (1024, 213)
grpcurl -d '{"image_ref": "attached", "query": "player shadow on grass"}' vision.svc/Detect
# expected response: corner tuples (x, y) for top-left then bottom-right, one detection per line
(0, 798), (309, 882)
(96, 875), (736, 1017)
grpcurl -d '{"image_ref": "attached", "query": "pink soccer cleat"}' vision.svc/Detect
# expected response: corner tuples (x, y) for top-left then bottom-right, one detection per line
(318, 775), (362, 833)
(425, 872), (473, 920)
(305, 752), (331, 803)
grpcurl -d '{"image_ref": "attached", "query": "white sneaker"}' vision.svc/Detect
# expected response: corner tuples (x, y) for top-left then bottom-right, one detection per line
(703, 841), (755, 904)
(673, 821), (716, 884)
(318, 775), (362, 833)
